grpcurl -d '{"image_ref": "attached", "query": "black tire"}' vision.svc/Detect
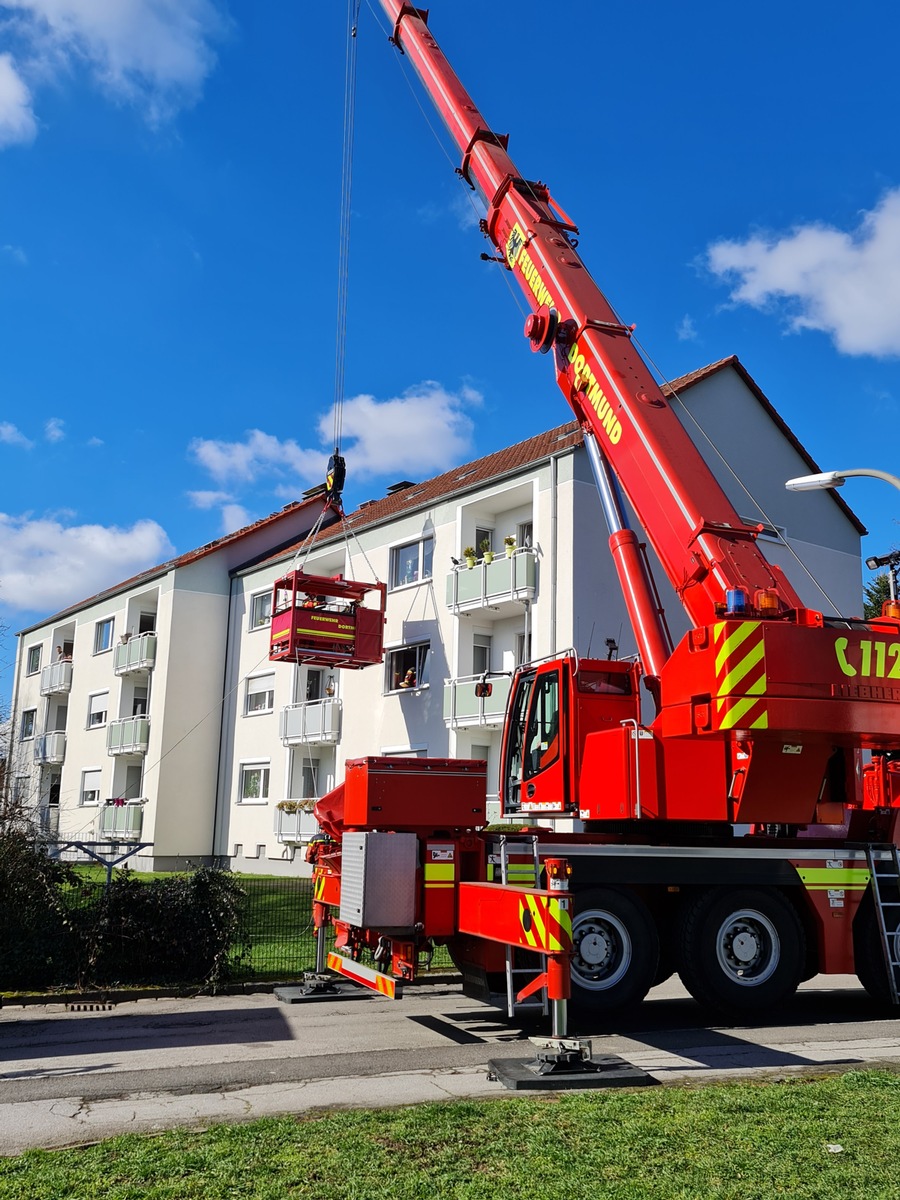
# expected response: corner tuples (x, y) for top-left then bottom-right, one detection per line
(676, 887), (805, 1015)
(854, 893), (900, 1008)
(569, 887), (659, 1016)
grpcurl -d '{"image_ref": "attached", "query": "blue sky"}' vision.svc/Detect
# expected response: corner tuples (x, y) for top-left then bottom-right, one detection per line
(1, 0), (899, 693)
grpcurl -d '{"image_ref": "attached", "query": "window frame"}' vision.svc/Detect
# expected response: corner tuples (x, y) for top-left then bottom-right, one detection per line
(80, 768), (102, 807)
(20, 708), (36, 740)
(26, 645), (42, 675)
(245, 673), (276, 716)
(384, 642), (430, 694)
(87, 691), (109, 729)
(389, 536), (434, 591)
(94, 617), (115, 655)
(238, 761), (271, 804)
(249, 590), (273, 630)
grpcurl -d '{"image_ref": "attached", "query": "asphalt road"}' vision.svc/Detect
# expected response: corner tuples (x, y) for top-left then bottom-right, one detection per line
(2, 974), (900, 1155)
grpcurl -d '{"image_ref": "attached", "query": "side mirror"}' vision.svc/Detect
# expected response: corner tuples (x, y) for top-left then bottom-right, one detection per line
(474, 681), (493, 698)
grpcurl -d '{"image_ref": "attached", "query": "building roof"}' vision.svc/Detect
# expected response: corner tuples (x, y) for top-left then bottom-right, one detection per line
(16, 494), (333, 637)
(19, 354), (866, 634)
(661, 356), (866, 536)
(250, 354), (866, 570)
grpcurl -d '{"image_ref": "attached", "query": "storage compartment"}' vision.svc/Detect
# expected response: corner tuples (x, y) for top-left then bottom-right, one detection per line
(343, 756), (487, 830)
(339, 831), (418, 930)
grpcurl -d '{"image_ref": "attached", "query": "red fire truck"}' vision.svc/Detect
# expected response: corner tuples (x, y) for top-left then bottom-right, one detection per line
(304, 3), (900, 1025)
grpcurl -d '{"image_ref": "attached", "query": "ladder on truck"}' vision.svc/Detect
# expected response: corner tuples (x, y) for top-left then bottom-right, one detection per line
(497, 835), (548, 1020)
(865, 845), (900, 1004)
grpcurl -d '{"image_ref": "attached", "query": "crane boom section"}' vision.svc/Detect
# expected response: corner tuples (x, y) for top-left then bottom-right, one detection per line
(380, 2), (804, 627)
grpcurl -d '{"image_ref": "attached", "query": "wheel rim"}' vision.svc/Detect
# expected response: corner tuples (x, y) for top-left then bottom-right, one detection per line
(714, 907), (780, 987)
(571, 908), (632, 991)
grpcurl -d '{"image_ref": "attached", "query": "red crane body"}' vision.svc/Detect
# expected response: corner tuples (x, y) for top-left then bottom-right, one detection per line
(306, 5), (900, 1024)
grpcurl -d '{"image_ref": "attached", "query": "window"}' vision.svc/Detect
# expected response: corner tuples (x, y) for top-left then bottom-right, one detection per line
(88, 692), (109, 728)
(81, 769), (101, 806)
(94, 618), (114, 654)
(305, 668), (323, 702)
(246, 673), (275, 715)
(250, 590), (272, 629)
(475, 527), (493, 557)
(390, 537), (434, 589)
(300, 760), (319, 799)
(515, 632), (532, 667)
(138, 611), (156, 634)
(517, 521), (533, 549)
(26, 645), (41, 675)
(13, 776), (30, 804)
(385, 643), (430, 693)
(523, 672), (560, 780)
(20, 709), (36, 740)
(239, 763), (270, 803)
(132, 687), (148, 717)
(473, 634), (492, 677)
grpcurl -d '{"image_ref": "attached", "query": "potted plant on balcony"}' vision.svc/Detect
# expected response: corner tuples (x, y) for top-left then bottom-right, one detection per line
(480, 537), (494, 564)
(504, 534), (516, 558)
(463, 546), (476, 569)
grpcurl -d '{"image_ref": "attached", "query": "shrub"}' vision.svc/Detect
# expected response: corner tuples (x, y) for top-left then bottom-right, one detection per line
(0, 830), (80, 989)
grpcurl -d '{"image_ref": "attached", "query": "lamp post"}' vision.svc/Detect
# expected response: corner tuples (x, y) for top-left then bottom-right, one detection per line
(786, 468), (900, 611)
(785, 468), (900, 494)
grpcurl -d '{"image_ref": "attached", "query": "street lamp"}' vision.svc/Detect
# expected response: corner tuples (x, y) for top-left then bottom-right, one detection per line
(785, 468), (900, 493)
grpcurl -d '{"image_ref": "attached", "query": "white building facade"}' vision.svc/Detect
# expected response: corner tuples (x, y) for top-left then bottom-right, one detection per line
(9, 359), (865, 873)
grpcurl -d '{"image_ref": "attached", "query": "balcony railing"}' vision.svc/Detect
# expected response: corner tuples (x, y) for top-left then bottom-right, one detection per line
(446, 549), (537, 616)
(443, 674), (512, 728)
(274, 803), (319, 844)
(98, 802), (145, 840)
(39, 806), (61, 839)
(280, 698), (342, 745)
(40, 660), (73, 696)
(34, 731), (66, 765)
(114, 632), (157, 675)
(107, 716), (151, 755)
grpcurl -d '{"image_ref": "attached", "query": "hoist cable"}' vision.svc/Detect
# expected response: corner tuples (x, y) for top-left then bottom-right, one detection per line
(332, 0), (362, 457)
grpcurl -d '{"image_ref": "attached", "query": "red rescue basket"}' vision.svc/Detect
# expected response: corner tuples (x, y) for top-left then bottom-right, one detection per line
(268, 571), (387, 669)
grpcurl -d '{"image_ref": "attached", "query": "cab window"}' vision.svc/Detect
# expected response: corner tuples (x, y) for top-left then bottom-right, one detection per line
(523, 671), (560, 780)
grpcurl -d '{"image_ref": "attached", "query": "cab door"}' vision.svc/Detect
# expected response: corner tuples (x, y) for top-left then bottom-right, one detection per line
(520, 664), (568, 814)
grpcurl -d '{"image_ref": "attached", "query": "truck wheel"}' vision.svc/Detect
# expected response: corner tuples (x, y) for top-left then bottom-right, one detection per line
(676, 887), (805, 1015)
(569, 888), (659, 1015)
(854, 896), (900, 1007)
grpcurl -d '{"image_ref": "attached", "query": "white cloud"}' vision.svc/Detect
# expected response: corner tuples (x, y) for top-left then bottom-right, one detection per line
(0, 512), (174, 611)
(1, 0), (227, 137)
(220, 503), (250, 534)
(190, 381), (480, 495)
(676, 314), (697, 342)
(0, 421), (33, 448)
(86, 435), (103, 446)
(44, 416), (64, 442)
(187, 488), (233, 509)
(0, 53), (37, 147)
(189, 428), (324, 487)
(2, 242), (28, 264)
(707, 188), (900, 358)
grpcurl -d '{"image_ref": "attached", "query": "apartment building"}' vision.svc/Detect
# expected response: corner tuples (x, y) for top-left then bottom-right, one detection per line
(10, 358), (865, 873)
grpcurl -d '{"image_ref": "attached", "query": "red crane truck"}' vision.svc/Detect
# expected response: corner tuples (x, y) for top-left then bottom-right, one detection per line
(306, 2), (900, 1024)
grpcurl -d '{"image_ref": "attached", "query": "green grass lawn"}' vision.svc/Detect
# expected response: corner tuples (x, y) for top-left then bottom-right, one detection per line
(2, 1071), (900, 1199)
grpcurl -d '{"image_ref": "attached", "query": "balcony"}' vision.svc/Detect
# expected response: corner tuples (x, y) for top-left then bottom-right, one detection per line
(280, 698), (342, 746)
(446, 549), (537, 617)
(107, 716), (150, 755)
(443, 674), (512, 728)
(98, 802), (145, 840)
(34, 731), (66, 765)
(114, 632), (157, 675)
(40, 660), (73, 696)
(274, 803), (318, 844)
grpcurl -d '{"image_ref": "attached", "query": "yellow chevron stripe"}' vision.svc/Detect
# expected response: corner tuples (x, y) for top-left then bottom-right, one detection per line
(518, 898), (538, 947)
(719, 694), (766, 731)
(527, 895), (547, 948)
(719, 640), (765, 695)
(714, 621), (759, 674)
(750, 711), (769, 729)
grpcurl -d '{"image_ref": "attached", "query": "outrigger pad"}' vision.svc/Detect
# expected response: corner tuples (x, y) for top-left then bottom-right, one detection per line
(488, 1039), (657, 1091)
